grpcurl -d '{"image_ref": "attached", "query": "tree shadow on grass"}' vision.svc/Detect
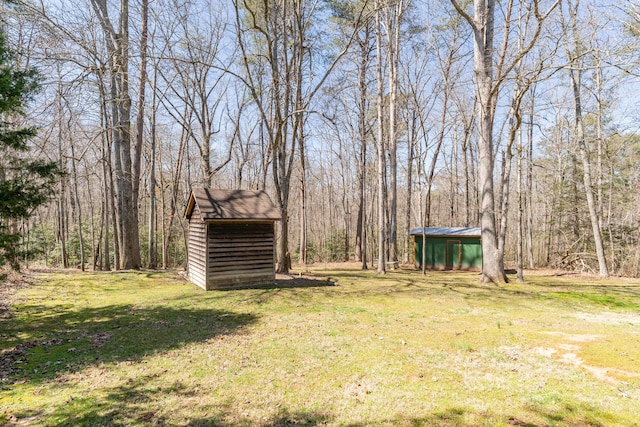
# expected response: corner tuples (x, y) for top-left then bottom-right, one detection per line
(0, 303), (258, 387)
(183, 403), (621, 427)
(42, 404), (622, 427)
(274, 275), (336, 289)
(208, 275), (337, 306)
(10, 375), (626, 427)
(219, 275), (336, 291)
(319, 268), (640, 310)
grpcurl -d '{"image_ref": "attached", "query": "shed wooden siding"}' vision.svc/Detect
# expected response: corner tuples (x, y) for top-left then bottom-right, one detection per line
(185, 188), (281, 290)
(187, 206), (207, 288)
(206, 222), (275, 289)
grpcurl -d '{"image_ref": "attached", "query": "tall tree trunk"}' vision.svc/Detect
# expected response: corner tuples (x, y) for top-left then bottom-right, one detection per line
(375, 4), (386, 274)
(108, 128), (120, 271)
(102, 162), (110, 271)
(134, 0), (149, 267)
(405, 111), (415, 264)
(116, 0), (140, 269)
(355, 28), (371, 269)
(526, 93), (535, 268)
(450, 0), (558, 281)
(635, 201), (640, 276)
(97, 76), (112, 271)
(92, 0), (140, 269)
(569, 70), (608, 277)
(148, 66), (157, 269)
(516, 138), (524, 282)
(70, 137), (85, 271)
(298, 120), (307, 267)
(566, 0), (608, 277)
(451, 0), (505, 282)
(386, 3), (401, 264)
(56, 92), (68, 269)
(462, 107), (473, 228)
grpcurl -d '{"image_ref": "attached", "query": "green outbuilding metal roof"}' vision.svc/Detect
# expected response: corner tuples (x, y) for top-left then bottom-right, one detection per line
(409, 227), (481, 237)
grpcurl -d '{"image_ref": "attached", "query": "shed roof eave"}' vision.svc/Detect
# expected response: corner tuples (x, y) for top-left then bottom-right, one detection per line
(184, 192), (197, 219)
(185, 188), (282, 221)
(203, 218), (280, 223)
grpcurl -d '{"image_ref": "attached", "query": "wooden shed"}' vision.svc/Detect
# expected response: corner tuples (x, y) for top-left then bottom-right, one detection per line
(410, 227), (482, 271)
(184, 188), (281, 290)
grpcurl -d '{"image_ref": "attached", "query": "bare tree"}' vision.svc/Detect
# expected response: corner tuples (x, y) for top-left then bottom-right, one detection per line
(563, 0), (608, 277)
(90, 0), (141, 269)
(156, 0), (232, 187)
(449, 0), (560, 282)
(233, 0), (369, 273)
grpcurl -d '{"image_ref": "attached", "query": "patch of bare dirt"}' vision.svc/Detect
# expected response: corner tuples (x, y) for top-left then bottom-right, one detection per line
(574, 311), (640, 326)
(90, 332), (114, 348)
(275, 273), (335, 288)
(535, 332), (639, 388)
(543, 331), (600, 343)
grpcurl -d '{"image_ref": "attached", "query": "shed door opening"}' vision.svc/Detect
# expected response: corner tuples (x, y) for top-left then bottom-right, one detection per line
(446, 240), (462, 270)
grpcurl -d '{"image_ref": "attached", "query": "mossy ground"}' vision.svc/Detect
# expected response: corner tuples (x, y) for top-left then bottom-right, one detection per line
(1, 266), (639, 426)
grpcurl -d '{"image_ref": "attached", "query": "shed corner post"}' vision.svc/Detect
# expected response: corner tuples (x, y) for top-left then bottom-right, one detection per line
(273, 221), (277, 280)
(204, 221), (211, 290)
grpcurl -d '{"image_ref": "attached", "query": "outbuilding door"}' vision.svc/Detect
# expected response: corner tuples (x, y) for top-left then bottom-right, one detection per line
(446, 240), (462, 270)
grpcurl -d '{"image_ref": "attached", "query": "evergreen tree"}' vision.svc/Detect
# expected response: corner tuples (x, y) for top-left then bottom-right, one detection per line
(0, 27), (61, 271)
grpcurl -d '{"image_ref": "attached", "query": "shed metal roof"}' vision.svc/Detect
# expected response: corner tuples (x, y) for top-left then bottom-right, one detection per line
(409, 227), (481, 237)
(185, 188), (281, 221)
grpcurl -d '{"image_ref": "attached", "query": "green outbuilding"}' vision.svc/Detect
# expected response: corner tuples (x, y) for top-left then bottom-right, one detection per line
(410, 227), (482, 271)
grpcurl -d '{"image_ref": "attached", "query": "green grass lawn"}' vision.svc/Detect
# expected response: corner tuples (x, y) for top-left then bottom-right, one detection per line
(1, 266), (639, 426)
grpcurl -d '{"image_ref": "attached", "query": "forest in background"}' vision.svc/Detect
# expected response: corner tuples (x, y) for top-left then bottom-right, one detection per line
(1, 0), (640, 279)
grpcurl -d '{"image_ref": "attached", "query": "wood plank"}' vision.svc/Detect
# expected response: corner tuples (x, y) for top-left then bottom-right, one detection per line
(210, 237), (273, 242)
(207, 246), (273, 256)
(208, 229), (272, 235)
(209, 242), (274, 250)
(207, 270), (275, 281)
(207, 278), (275, 290)
(209, 230), (272, 236)
(189, 260), (206, 271)
(209, 241), (273, 248)
(190, 249), (206, 256)
(189, 268), (206, 283)
(208, 266), (274, 276)
(209, 265), (274, 275)
(209, 244), (273, 251)
(208, 252), (274, 260)
(212, 242), (271, 247)
(207, 271), (274, 281)
(210, 250), (271, 257)
(208, 255), (272, 261)
(209, 252), (273, 260)
(189, 271), (206, 284)
(208, 225), (273, 233)
(209, 259), (273, 269)
(189, 258), (205, 268)
(209, 238), (273, 246)
(208, 257), (273, 265)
